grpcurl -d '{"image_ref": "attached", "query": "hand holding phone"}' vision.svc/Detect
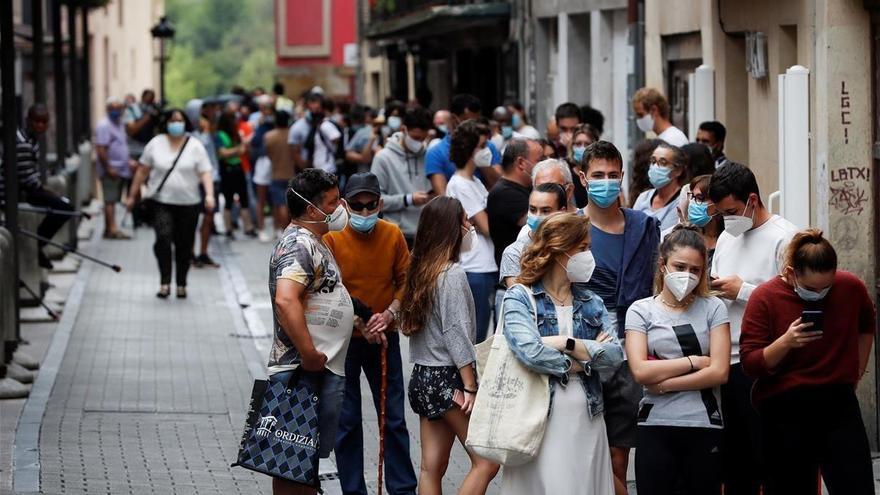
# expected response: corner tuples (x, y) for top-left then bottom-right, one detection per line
(801, 310), (824, 334)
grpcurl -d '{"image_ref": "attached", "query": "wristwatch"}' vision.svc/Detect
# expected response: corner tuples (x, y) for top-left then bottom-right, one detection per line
(565, 338), (576, 354)
(388, 309), (400, 321)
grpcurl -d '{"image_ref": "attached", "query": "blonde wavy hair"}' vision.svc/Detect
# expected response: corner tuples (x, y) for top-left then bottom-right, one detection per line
(515, 213), (591, 286)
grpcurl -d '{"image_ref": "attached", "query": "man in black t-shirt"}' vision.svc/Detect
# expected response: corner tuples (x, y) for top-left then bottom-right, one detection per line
(486, 138), (542, 265)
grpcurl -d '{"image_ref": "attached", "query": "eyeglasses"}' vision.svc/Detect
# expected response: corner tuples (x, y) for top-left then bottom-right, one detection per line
(649, 157), (675, 168)
(347, 199), (380, 212)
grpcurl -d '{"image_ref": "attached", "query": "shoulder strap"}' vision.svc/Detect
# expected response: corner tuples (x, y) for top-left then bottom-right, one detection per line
(494, 283), (538, 337)
(154, 136), (189, 195)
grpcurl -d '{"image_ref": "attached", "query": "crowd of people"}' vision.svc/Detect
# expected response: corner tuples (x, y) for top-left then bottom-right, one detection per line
(5, 80), (873, 494)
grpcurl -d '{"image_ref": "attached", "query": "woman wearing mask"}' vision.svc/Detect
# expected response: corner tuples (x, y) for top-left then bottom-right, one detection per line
(445, 120), (498, 344)
(216, 111), (256, 238)
(684, 175), (724, 266)
(625, 225), (731, 495)
(400, 196), (499, 495)
(632, 142), (688, 230)
(740, 229), (875, 494)
(127, 109), (215, 299)
(568, 124), (600, 208)
(500, 213), (622, 494)
(628, 138), (663, 208)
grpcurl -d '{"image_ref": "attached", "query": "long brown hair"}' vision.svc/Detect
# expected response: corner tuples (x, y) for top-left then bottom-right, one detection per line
(784, 228), (837, 274)
(653, 224), (711, 297)
(400, 197), (466, 335)
(515, 213), (591, 286)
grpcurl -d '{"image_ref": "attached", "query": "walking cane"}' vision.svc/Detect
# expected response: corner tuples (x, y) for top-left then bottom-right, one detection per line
(2, 224), (123, 272)
(19, 280), (60, 320)
(378, 343), (387, 495)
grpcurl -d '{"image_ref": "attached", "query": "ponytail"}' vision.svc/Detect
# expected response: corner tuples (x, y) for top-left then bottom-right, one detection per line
(784, 228), (837, 274)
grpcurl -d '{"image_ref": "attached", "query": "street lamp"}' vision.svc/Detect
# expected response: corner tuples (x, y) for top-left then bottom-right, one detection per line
(150, 16), (175, 104)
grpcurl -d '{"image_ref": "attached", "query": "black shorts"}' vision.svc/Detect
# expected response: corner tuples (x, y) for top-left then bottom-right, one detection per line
(602, 363), (642, 449)
(408, 364), (463, 420)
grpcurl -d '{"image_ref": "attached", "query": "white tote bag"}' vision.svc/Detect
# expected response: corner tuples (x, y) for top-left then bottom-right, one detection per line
(466, 284), (549, 467)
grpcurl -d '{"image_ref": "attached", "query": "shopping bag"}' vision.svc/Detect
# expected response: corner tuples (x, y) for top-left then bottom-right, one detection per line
(232, 370), (321, 488)
(467, 284), (549, 466)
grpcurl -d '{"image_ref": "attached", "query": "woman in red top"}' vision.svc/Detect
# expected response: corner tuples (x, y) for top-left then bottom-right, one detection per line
(740, 228), (875, 495)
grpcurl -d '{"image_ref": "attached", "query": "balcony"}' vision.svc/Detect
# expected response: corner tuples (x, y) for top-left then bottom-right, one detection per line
(365, 0), (510, 40)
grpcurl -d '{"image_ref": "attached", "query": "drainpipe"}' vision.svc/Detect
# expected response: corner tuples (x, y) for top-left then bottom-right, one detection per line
(627, 0), (645, 165)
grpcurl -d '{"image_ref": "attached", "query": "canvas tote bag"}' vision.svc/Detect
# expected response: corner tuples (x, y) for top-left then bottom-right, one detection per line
(466, 284), (549, 466)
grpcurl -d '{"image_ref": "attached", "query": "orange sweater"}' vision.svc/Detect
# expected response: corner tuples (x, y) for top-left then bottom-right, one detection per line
(324, 219), (410, 334)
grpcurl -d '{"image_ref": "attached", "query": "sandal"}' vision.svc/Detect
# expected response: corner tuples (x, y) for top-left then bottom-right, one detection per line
(103, 230), (132, 240)
(156, 285), (170, 299)
(176, 286), (187, 299)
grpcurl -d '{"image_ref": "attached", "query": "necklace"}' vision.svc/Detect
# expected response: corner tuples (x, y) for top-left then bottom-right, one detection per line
(658, 293), (695, 309)
(545, 287), (572, 306)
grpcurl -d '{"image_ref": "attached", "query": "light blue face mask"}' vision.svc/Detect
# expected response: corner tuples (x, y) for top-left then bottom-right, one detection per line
(572, 145), (586, 163)
(687, 199), (712, 227)
(793, 273), (831, 301)
(648, 164), (673, 188)
(501, 126), (513, 139)
(349, 212), (379, 233)
(526, 213), (543, 232)
(587, 179), (621, 209)
(167, 121), (186, 137)
(388, 116), (402, 131)
(438, 124), (449, 135)
(511, 113), (522, 129)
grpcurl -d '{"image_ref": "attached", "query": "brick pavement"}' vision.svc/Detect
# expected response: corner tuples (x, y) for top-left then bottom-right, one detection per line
(35, 227), (269, 494)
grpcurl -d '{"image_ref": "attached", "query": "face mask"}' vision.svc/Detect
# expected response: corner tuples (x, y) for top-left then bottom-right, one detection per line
(388, 116), (402, 131)
(511, 113), (522, 129)
(460, 226), (476, 253)
(526, 213), (543, 232)
(664, 269), (700, 301)
(305, 110), (313, 122)
(437, 124), (449, 135)
(167, 122), (186, 137)
(349, 212), (379, 233)
(572, 145), (586, 163)
(562, 250), (596, 283)
(332, 114), (344, 125)
(290, 189), (349, 231)
(722, 198), (755, 237)
(793, 273), (831, 301)
(636, 113), (654, 133)
(587, 179), (621, 209)
(501, 126), (513, 139)
(108, 109), (122, 121)
(687, 200), (712, 227)
(473, 147), (492, 168)
(648, 164), (673, 189)
(404, 134), (425, 154)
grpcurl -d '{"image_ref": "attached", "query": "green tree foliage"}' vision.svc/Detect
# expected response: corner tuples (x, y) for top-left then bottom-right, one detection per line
(164, 0), (275, 106)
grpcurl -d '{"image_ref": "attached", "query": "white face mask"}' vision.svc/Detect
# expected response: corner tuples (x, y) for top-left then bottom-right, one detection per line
(636, 113), (655, 133)
(723, 198), (755, 237)
(664, 270), (700, 301)
(290, 189), (349, 232)
(404, 134), (425, 154)
(562, 250), (596, 283)
(792, 271), (831, 301)
(460, 226), (476, 253)
(473, 147), (492, 168)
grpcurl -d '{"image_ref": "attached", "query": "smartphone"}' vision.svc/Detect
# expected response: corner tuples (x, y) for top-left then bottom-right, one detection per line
(801, 310), (824, 334)
(452, 389), (465, 408)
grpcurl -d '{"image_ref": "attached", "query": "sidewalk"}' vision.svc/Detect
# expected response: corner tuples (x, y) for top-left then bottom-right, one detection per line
(13, 220), (269, 494)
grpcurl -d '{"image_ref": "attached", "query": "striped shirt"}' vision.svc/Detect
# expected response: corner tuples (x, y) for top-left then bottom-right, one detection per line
(0, 128), (43, 204)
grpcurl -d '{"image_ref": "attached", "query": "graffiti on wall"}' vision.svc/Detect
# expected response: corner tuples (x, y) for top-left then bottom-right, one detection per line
(841, 81), (851, 144)
(829, 181), (868, 215)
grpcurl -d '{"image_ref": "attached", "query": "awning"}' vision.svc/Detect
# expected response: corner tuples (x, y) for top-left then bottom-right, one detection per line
(365, 3), (510, 40)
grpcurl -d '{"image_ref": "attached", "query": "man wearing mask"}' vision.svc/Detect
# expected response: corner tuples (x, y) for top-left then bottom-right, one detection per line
(490, 106), (514, 150)
(324, 173), (418, 495)
(552, 102), (582, 158)
(0, 104), (75, 269)
(487, 138), (541, 267)
(345, 105), (378, 173)
(371, 108), (433, 246)
(708, 162), (798, 495)
(95, 97), (134, 239)
(288, 92), (325, 171)
(632, 87), (688, 146)
(507, 101), (542, 140)
(574, 140), (660, 495)
(123, 89), (159, 160)
(697, 120), (730, 169)
(268, 168), (353, 495)
(431, 109), (450, 143)
(424, 93), (502, 195)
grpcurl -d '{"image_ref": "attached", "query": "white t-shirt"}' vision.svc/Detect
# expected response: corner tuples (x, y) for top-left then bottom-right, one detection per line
(710, 214), (798, 363)
(446, 174), (498, 273)
(513, 125), (541, 140)
(139, 134), (212, 205)
(658, 126), (689, 147)
(312, 120), (342, 174)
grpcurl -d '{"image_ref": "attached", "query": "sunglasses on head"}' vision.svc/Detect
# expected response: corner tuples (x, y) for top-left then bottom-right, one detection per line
(347, 199), (380, 212)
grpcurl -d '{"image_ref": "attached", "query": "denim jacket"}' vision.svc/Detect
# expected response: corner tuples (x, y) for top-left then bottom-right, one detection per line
(501, 282), (624, 417)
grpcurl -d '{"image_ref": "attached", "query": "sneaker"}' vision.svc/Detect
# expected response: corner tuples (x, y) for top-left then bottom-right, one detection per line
(38, 251), (54, 270)
(7, 362), (35, 384)
(13, 350), (40, 370)
(258, 231), (272, 243)
(0, 378), (30, 399)
(245, 229), (258, 238)
(197, 254), (220, 268)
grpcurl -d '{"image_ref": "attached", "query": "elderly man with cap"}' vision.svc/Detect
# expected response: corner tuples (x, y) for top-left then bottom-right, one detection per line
(324, 172), (418, 495)
(95, 96), (135, 239)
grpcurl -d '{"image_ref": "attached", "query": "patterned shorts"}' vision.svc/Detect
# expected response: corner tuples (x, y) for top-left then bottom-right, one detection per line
(408, 364), (463, 420)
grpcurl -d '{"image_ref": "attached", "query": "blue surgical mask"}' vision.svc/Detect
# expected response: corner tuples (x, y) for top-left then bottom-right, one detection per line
(108, 109), (122, 121)
(511, 113), (522, 129)
(305, 110), (313, 122)
(502, 126), (513, 139)
(587, 179), (621, 209)
(648, 164), (673, 189)
(687, 200), (712, 227)
(349, 212), (379, 233)
(167, 122), (186, 137)
(437, 124), (449, 135)
(388, 116), (402, 131)
(526, 213), (543, 232)
(572, 145), (586, 163)
(793, 274), (831, 301)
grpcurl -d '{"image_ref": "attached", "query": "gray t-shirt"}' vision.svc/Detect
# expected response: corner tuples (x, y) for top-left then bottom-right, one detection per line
(408, 263), (477, 368)
(625, 295), (729, 429)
